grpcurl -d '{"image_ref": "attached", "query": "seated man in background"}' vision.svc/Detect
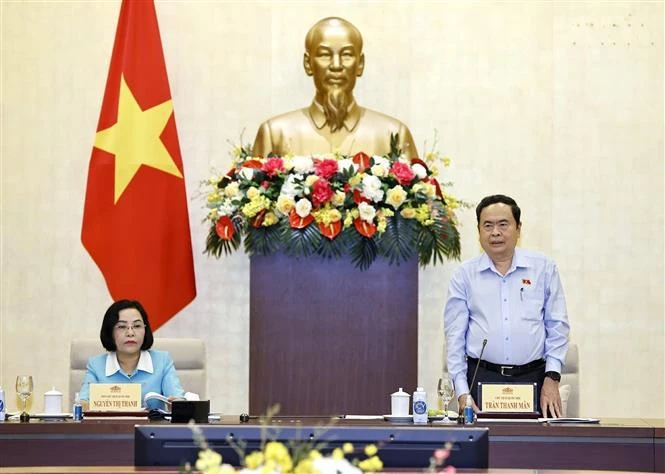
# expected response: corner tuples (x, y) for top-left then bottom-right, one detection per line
(444, 194), (570, 417)
(79, 299), (185, 410)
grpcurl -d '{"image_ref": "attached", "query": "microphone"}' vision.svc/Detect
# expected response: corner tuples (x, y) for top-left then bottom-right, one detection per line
(458, 339), (487, 416)
(467, 339), (488, 403)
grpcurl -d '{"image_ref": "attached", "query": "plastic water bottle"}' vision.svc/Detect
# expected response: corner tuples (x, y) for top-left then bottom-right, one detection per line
(464, 394), (475, 424)
(0, 386), (5, 422)
(72, 392), (83, 422)
(412, 386), (428, 424)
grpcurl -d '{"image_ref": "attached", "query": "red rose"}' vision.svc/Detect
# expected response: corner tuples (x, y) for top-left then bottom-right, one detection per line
(311, 179), (334, 207)
(261, 157), (284, 177)
(314, 159), (339, 180)
(390, 161), (415, 186)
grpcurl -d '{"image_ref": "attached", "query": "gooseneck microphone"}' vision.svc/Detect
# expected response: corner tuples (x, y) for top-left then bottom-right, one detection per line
(468, 339), (488, 401)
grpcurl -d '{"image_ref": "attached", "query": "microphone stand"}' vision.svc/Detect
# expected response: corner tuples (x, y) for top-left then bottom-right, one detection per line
(459, 339), (488, 420)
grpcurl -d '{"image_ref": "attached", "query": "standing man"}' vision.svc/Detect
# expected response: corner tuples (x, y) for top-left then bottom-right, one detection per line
(444, 195), (569, 417)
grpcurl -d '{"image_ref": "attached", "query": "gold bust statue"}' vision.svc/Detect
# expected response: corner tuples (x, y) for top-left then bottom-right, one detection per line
(252, 17), (418, 158)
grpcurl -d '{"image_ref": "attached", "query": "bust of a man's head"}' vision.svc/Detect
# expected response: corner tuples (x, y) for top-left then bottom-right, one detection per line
(303, 17), (365, 132)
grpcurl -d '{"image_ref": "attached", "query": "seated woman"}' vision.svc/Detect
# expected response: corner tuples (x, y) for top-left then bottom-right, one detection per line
(79, 299), (185, 410)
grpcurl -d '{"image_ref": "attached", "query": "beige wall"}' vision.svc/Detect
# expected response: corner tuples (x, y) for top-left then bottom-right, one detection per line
(1, 1), (662, 418)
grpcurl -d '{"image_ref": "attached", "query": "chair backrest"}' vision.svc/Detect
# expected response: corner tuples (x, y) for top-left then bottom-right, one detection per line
(560, 342), (579, 417)
(69, 338), (207, 402)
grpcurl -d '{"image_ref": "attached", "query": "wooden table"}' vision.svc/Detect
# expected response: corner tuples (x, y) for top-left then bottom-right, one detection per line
(1, 417), (663, 471)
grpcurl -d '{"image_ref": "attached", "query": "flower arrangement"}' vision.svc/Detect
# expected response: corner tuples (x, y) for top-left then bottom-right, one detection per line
(203, 134), (467, 270)
(184, 405), (456, 474)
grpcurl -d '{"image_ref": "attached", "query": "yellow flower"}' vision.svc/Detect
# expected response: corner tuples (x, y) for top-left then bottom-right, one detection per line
(412, 182), (435, 199)
(242, 196), (270, 218)
(364, 444), (378, 457)
(385, 185), (407, 209)
(276, 194), (296, 215)
(246, 187), (260, 200)
(262, 211), (279, 227)
(415, 203), (432, 225)
(208, 209), (218, 220)
(305, 175), (319, 187)
(294, 458), (315, 474)
(332, 190), (346, 206)
(443, 156), (451, 167)
(195, 449), (223, 473)
(224, 182), (240, 198)
(358, 455), (383, 472)
(342, 442), (354, 454)
(312, 206), (342, 225)
(207, 191), (221, 203)
(377, 217), (387, 233)
(332, 448), (345, 460)
(443, 193), (460, 210)
(308, 450), (322, 460)
(244, 451), (264, 470)
(282, 156), (294, 172)
(400, 207), (416, 219)
(264, 441), (293, 472)
(348, 174), (362, 188)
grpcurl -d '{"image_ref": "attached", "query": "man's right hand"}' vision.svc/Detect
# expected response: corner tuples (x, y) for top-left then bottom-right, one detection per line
(458, 393), (480, 414)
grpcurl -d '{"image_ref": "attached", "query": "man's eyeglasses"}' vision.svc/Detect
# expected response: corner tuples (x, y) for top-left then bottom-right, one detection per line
(114, 322), (146, 332)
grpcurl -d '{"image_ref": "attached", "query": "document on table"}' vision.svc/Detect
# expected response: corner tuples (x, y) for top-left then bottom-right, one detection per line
(538, 417), (600, 424)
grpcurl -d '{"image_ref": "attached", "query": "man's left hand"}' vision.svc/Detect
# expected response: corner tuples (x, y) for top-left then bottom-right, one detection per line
(540, 377), (562, 418)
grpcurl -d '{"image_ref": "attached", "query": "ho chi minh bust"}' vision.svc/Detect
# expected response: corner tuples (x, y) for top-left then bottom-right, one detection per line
(252, 17), (418, 158)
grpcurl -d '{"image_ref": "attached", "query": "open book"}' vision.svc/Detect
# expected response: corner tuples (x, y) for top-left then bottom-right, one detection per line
(144, 391), (200, 407)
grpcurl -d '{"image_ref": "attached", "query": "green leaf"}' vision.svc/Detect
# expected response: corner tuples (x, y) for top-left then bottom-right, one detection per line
(282, 224), (321, 257)
(378, 214), (417, 265)
(244, 223), (285, 256)
(348, 229), (379, 271)
(317, 230), (348, 260)
(204, 221), (242, 257)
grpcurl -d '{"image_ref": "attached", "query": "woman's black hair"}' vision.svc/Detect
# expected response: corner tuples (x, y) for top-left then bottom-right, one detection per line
(99, 299), (154, 352)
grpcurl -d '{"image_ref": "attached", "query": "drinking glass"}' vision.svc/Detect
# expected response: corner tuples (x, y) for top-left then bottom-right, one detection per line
(437, 378), (455, 424)
(15, 375), (33, 416)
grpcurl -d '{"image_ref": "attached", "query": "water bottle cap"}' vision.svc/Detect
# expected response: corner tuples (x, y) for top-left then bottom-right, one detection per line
(416, 387), (424, 391)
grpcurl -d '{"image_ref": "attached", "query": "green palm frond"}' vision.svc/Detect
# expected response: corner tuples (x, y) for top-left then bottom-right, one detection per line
(245, 223), (285, 256)
(378, 213), (417, 265)
(282, 224), (321, 258)
(204, 220), (243, 257)
(348, 230), (379, 270)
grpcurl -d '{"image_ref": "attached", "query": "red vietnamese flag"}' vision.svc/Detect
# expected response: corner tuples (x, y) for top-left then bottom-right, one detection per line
(82, 0), (196, 330)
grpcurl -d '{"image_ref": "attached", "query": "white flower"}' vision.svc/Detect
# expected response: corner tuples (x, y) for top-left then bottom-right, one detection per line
(358, 201), (376, 223)
(372, 155), (390, 169)
(411, 163), (428, 179)
(361, 175), (384, 203)
(281, 174), (303, 198)
(239, 167), (254, 180)
(295, 198), (312, 218)
(312, 457), (362, 474)
(217, 199), (237, 216)
(337, 158), (357, 173)
(292, 156), (314, 174)
(370, 164), (388, 177)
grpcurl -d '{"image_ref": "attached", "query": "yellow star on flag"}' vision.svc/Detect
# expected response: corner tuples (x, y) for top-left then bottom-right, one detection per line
(94, 74), (182, 203)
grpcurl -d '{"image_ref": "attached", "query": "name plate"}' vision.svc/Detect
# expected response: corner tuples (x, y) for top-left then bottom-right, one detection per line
(478, 382), (538, 414)
(89, 383), (142, 411)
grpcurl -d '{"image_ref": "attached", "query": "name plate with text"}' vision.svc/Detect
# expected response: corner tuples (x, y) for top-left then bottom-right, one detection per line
(89, 383), (141, 411)
(477, 382), (538, 415)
